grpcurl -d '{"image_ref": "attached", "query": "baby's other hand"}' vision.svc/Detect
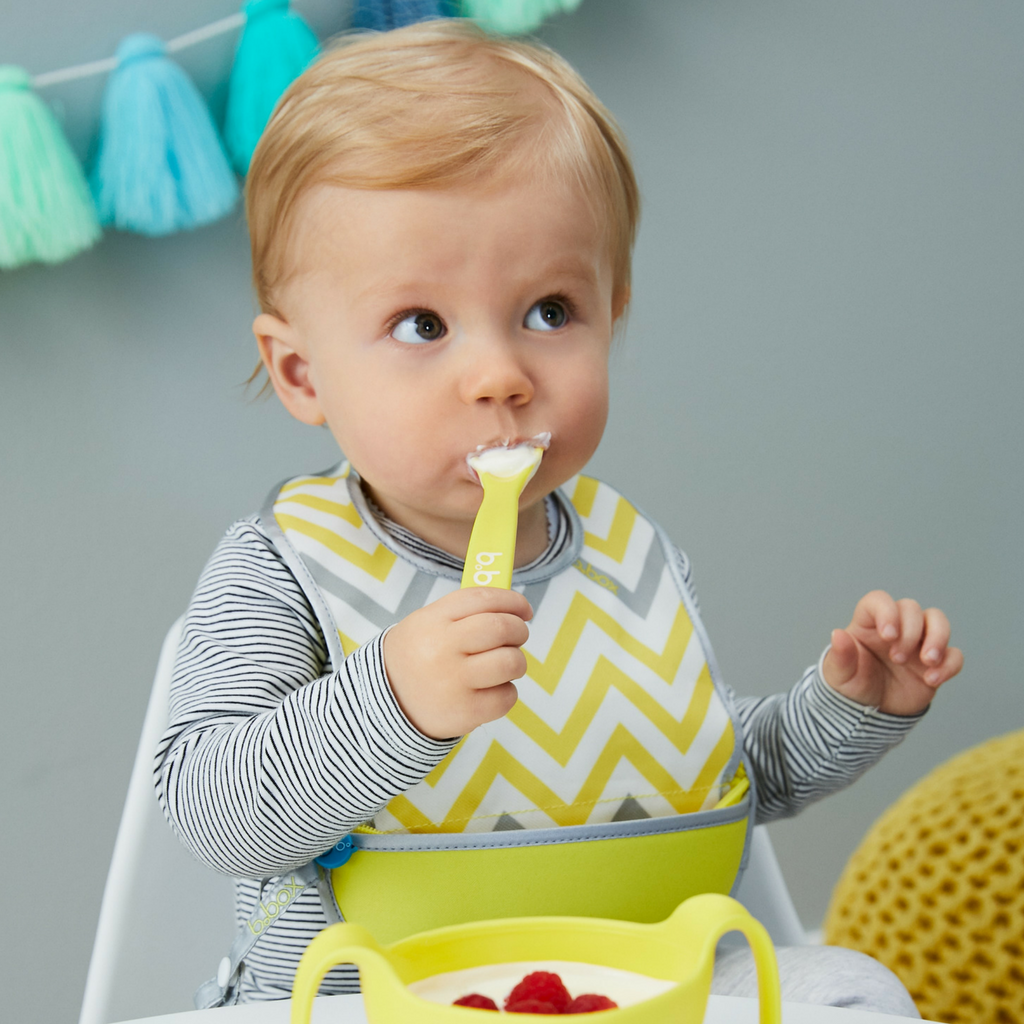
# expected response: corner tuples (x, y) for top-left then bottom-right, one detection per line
(383, 588), (533, 740)
(821, 590), (963, 716)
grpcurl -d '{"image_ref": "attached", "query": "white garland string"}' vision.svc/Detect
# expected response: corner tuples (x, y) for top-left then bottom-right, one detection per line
(32, 12), (247, 89)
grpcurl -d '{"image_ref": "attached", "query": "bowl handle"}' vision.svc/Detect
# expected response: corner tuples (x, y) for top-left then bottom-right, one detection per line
(663, 893), (782, 1024)
(290, 922), (396, 1024)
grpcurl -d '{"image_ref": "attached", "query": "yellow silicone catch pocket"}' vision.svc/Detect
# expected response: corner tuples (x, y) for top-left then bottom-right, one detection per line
(332, 810), (748, 946)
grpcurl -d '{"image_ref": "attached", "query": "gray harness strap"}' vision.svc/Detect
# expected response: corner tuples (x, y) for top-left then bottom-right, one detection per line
(194, 862), (342, 1009)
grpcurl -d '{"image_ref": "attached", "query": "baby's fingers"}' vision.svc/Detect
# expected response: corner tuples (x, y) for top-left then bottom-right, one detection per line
(852, 590), (901, 641)
(889, 599), (924, 664)
(463, 646), (528, 689)
(924, 644), (963, 687)
(450, 586), (533, 623)
(469, 680), (520, 724)
(919, 607), (952, 668)
(458, 611), (530, 655)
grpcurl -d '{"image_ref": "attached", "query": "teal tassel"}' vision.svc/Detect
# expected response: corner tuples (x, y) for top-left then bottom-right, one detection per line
(0, 66), (100, 269)
(91, 34), (239, 237)
(224, 0), (319, 174)
(461, 0), (583, 35)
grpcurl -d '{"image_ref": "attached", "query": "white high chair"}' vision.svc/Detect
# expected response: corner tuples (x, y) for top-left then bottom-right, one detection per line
(79, 618), (808, 1024)
(79, 617), (234, 1024)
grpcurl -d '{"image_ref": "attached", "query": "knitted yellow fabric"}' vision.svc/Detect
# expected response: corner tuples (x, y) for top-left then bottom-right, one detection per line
(824, 729), (1024, 1024)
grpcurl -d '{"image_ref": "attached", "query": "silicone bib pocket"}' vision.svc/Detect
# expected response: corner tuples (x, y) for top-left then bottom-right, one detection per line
(331, 797), (751, 945)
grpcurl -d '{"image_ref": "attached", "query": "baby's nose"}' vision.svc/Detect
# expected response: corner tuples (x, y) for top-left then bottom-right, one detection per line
(458, 336), (534, 407)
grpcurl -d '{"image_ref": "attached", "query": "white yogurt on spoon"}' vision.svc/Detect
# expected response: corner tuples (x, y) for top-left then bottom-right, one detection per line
(467, 432), (551, 481)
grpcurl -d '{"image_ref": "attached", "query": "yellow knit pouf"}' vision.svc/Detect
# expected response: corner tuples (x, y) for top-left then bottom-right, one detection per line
(825, 729), (1024, 1024)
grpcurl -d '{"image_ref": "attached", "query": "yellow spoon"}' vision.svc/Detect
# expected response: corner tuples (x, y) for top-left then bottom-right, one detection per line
(461, 440), (546, 590)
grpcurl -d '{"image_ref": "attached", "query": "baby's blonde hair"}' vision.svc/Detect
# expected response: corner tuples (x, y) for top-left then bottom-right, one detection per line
(245, 19), (639, 317)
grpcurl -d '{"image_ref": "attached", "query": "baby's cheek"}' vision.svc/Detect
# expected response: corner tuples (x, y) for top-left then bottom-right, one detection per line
(357, 408), (431, 468)
(541, 403), (606, 495)
(564, 377), (609, 456)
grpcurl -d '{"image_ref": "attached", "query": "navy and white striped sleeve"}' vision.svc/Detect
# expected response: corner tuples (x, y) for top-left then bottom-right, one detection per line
(154, 516), (457, 879)
(733, 662), (925, 823)
(672, 546), (924, 824)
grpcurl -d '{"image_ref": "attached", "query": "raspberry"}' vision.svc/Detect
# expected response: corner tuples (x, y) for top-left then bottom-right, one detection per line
(566, 993), (618, 1013)
(505, 972), (572, 1013)
(452, 993), (499, 1011)
(505, 998), (561, 1014)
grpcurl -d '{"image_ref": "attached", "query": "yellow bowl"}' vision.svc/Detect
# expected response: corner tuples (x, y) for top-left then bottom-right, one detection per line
(291, 893), (780, 1024)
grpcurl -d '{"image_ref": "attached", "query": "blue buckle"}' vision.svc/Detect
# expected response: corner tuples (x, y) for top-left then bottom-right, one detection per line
(315, 833), (356, 868)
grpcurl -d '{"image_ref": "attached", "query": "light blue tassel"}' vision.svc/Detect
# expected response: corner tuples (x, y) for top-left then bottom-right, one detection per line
(351, 0), (448, 32)
(0, 66), (100, 269)
(224, 0), (319, 174)
(461, 0), (583, 35)
(91, 34), (239, 237)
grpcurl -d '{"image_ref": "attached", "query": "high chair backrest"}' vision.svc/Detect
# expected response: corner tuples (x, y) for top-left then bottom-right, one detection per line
(79, 618), (807, 1024)
(731, 823), (807, 947)
(78, 617), (235, 1024)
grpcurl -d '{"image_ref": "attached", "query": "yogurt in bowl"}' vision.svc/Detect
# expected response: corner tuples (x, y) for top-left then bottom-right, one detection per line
(408, 960), (675, 1010)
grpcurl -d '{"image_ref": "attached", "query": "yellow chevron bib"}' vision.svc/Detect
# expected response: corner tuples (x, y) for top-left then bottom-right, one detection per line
(264, 464), (743, 836)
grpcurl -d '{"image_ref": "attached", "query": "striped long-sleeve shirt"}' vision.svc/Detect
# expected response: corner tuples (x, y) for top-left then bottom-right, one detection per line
(154, 488), (922, 1001)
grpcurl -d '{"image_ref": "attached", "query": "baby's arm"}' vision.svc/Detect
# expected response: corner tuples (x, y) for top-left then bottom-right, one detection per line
(731, 672), (923, 823)
(672, 548), (939, 823)
(154, 516), (459, 878)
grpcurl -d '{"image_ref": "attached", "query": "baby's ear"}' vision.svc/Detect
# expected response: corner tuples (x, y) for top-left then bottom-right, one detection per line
(252, 313), (326, 426)
(612, 285), (632, 323)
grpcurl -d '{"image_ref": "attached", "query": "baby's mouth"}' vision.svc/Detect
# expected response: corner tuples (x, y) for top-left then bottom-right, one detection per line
(471, 431), (551, 456)
(466, 432), (551, 483)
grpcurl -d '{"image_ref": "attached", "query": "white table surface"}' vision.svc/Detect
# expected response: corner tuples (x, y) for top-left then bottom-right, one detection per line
(114, 993), (935, 1024)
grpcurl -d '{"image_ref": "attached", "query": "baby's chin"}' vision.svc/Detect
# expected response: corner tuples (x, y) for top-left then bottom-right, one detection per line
(363, 476), (481, 525)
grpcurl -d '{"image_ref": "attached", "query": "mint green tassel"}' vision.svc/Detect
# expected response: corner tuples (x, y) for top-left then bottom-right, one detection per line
(461, 0), (583, 35)
(224, 0), (318, 174)
(0, 66), (101, 269)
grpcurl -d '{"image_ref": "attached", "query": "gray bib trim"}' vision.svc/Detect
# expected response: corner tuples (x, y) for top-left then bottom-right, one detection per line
(194, 861), (337, 1009)
(260, 471), (347, 669)
(347, 796), (751, 853)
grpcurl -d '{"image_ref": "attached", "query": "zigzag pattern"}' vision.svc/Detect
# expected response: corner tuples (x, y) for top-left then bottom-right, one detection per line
(274, 467), (425, 617)
(570, 476), (655, 592)
(381, 721), (735, 833)
(275, 511), (398, 580)
(383, 583), (734, 831)
(272, 468), (736, 834)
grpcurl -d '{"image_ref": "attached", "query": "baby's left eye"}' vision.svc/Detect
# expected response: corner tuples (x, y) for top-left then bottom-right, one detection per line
(390, 311), (446, 344)
(524, 299), (569, 332)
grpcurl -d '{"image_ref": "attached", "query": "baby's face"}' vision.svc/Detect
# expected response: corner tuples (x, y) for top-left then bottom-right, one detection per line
(259, 171), (620, 546)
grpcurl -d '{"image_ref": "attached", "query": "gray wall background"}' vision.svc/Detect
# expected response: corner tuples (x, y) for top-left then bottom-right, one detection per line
(2, 2), (1021, 1021)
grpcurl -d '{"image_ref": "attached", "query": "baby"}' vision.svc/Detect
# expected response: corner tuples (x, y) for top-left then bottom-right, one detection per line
(156, 19), (962, 1013)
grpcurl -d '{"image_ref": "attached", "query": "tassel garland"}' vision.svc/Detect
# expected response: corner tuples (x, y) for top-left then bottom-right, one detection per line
(91, 34), (239, 237)
(462, 0), (583, 35)
(224, 0), (319, 174)
(3, 1), (586, 269)
(0, 66), (100, 270)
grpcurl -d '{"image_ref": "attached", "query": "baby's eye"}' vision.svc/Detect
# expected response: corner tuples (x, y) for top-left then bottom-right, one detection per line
(390, 311), (446, 344)
(524, 299), (569, 332)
